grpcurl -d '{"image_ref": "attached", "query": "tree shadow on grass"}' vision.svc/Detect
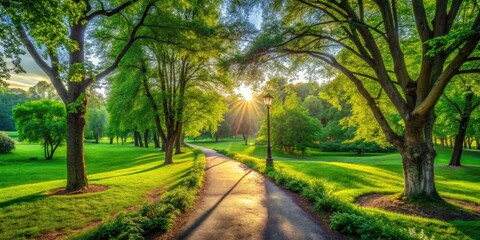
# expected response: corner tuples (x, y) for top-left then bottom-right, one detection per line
(89, 163), (186, 181)
(0, 191), (45, 208)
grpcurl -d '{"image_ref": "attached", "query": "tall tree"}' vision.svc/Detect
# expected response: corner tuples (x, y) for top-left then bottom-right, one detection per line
(241, 1), (480, 199)
(29, 81), (57, 100)
(1, 0), (153, 191)
(436, 75), (480, 166)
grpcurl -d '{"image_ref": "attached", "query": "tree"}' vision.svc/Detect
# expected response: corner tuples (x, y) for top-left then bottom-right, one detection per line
(241, 0), (480, 200)
(435, 75), (480, 166)
(13, 99), (66, 160)
(86, 107), (108, 144)
(0, 88), (30, 131)
(258, 88), (321, 154)
(29, 81), (57, 100)
(1, 1), (154, 191)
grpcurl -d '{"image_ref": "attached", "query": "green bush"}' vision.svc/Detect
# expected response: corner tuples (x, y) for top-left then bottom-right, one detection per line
(330, 212), (409, 240)
(91, 212), (148, 240)
(0, 131), (15, 153)
(301, 180), (328, 201)
(160, 187), (195, 212)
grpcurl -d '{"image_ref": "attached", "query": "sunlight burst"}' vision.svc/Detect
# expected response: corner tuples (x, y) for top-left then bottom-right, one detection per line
(236, 85), (254, 101)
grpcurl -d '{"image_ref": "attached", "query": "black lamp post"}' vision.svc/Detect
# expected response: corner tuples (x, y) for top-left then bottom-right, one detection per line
(263, 93), (274, 167)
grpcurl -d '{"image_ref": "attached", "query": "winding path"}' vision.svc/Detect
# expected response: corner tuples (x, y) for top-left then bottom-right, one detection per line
(176, 145), (329, 240)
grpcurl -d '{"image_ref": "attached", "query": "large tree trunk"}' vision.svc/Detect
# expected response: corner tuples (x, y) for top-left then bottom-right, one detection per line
(109, 137), (114, 144)
(399, 115), (438, 200)
(164, 138), (175, 164)
(66, 108), (89, 191)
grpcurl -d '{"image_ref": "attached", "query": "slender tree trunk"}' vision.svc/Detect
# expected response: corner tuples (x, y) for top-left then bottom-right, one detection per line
(467, 138), (473, 149)
(94, 131), (99, 144)
(66, 106), (88, 191)
(464, 139), (467, 148)
(134, 130), (139, 146)
(215, 134), (219, 142)
(450, 92), (474, 166)
(243, 134), (248, 145)
(440, 138), (445, 147)
(144, 129), (149, 148)
(175, 125), (183, 154)
(161, 140), (166, 152)
(476, 138), (480, 150)
(153, 132), (160, 148)
(109, 137), (114, 144)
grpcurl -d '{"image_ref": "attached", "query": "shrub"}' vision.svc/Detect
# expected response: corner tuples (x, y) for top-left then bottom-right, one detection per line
(330, 212), (409, 240)
(301, 180), (328, 201)
(91, 212), (148, 240)
(160, 187), (195, 212)
(0, 131), (15, 153)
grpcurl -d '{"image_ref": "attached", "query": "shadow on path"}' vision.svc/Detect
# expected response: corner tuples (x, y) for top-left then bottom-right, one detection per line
(179, 170), (252, 239)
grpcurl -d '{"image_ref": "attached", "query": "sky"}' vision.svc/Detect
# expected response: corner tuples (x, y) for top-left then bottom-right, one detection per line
(7, 52), (49, 90)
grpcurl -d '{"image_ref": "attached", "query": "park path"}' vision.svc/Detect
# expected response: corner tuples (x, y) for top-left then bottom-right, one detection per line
(176, 145), (329, 240)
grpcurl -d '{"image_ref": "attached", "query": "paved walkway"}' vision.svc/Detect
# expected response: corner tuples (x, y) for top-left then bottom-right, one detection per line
(178, 145), (328, 240)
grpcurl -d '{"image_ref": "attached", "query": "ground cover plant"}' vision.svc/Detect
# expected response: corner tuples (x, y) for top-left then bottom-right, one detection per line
(191, 139), (480, 239)
(0, 141), (197, 239)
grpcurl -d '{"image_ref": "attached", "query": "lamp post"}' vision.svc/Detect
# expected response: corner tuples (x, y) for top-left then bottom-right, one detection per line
(263, 93), (274, 167)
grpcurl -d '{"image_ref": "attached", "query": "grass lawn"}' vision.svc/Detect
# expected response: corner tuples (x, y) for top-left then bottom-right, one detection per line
(191, 138), (480, 239)
(0, 141), (196, 239)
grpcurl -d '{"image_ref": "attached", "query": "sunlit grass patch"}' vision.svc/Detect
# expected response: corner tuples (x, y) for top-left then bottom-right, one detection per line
(0, 143), (196, 239)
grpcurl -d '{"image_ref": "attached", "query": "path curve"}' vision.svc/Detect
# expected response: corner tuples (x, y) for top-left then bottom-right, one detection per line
(177, 145), (329, 240)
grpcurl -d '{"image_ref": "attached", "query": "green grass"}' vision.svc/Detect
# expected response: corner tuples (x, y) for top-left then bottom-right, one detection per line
(192, 139), (480, 239)
(0, 142), (196, 239)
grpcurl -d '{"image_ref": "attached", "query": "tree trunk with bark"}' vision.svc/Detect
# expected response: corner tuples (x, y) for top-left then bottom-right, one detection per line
(400, 116), (438, 199)
(449, 92), (475, 166)
(153, 132), (160, 148)
(66, 100), (89, 191)
(440, 138), (445, 147)
(109, 137), (114, 144)
(164, 138), (175, 164)
(144, 129), (149, 148)
(175, 125), (183, 154)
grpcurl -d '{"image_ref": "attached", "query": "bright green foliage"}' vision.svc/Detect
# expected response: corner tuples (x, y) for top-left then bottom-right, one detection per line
(86, 107), (108, 144)
(28, 81), (57, 100)
(0, 88), (30, 131)
(0, 131), (15, 153)
(13, 99), (66, 160)
(259, 87), (321, 155)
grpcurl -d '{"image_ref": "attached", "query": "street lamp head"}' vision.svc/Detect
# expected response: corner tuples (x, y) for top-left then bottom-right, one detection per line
(263, 93), (273, 107)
